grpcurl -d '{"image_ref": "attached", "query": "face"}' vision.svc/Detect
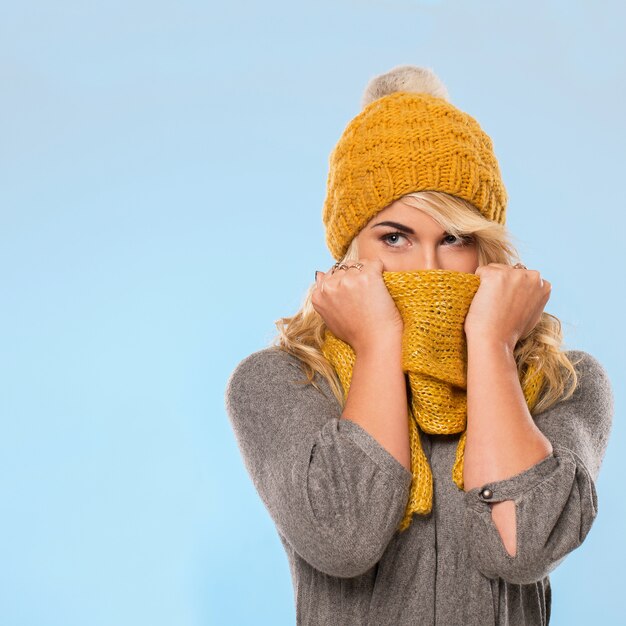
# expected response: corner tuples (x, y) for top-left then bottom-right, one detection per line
(355, 198), (480, 273)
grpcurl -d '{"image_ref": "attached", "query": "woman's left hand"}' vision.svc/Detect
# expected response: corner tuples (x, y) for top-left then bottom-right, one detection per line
(464, 263), (552, 350)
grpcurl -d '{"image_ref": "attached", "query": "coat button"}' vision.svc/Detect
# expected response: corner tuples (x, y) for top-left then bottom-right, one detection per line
(480, 488), (493, 500)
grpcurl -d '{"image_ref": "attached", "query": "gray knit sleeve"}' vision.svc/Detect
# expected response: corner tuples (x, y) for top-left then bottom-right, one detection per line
(462, 350), (614, 585)
(224, 347), (414, 578)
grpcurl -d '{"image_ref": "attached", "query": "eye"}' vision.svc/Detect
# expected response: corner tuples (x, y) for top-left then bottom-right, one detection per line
(443, 233), (473, 246)
(380, 231), (474, 249)
(380, 232), (408, 248)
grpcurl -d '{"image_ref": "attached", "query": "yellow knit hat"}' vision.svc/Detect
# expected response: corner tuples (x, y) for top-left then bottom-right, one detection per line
(322, 65), (508, 260)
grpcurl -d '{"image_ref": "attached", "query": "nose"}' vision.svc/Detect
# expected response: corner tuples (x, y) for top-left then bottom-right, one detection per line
(418, 247), (443, 270)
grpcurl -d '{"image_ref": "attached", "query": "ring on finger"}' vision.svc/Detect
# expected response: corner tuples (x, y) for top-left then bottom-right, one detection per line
(331, 261), (364, 274)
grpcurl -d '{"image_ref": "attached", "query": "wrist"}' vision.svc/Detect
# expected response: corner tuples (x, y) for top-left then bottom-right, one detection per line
(353, 333), (403, 358)
(466, 333), (516, 358)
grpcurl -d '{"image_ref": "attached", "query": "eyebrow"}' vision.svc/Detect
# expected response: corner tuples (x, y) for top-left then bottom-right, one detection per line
(369, 221), (416, 234)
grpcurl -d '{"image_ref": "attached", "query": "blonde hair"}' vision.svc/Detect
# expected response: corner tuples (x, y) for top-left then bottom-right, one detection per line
(270, 191), (582, 415)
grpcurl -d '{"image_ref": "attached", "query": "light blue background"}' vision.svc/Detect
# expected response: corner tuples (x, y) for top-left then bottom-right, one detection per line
(2, 1), (624, 624)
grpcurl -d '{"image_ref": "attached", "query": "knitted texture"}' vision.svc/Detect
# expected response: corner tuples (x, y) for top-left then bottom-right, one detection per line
(320, 269), (546, 532)
(322, 91), (508, 261)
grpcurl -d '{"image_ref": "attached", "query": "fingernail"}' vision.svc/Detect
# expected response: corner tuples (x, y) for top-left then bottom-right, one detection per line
(315, 271), (320, 282)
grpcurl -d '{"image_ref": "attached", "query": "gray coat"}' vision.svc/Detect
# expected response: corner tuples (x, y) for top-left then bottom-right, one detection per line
(224, 347), (614, 625)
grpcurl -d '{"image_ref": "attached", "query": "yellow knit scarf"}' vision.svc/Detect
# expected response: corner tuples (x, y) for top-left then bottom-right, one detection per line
(320, 269), (546, 532)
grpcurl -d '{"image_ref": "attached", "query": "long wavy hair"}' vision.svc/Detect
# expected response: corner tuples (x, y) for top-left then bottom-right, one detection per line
(270, 191), (582, 415)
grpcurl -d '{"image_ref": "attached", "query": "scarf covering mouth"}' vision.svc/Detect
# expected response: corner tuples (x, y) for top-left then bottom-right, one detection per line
(320, 269), (546, 532)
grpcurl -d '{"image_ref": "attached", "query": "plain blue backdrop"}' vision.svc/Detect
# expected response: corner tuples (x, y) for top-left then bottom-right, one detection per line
(1, 1), (624, 624)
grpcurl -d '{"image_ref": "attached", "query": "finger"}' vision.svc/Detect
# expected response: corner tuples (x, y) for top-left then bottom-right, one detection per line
(475, 262), (508, 274)
(359, 257), (383, 272)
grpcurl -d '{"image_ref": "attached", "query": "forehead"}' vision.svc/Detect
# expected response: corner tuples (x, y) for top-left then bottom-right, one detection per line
(369, 199), (443, 229)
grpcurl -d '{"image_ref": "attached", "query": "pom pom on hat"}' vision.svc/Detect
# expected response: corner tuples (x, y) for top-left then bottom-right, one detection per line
(361, 65), (450, 108)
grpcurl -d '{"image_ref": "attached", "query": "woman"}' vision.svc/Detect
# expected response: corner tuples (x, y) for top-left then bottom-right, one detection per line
(224, 66), (614, 625)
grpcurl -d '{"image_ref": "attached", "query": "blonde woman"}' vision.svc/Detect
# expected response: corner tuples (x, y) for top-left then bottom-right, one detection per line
(224, 66), (614, 625)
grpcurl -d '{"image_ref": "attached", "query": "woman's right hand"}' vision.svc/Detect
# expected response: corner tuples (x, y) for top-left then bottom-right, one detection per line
(311, 258), (404, 354)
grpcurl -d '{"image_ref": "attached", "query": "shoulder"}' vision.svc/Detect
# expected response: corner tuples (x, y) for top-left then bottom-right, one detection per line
(224, 346), (340, 439)
(224, 346), (332, 413)
(225, 346), (305, 394)
(543, 349), (615, 446)
(564, 349), (614, 405)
